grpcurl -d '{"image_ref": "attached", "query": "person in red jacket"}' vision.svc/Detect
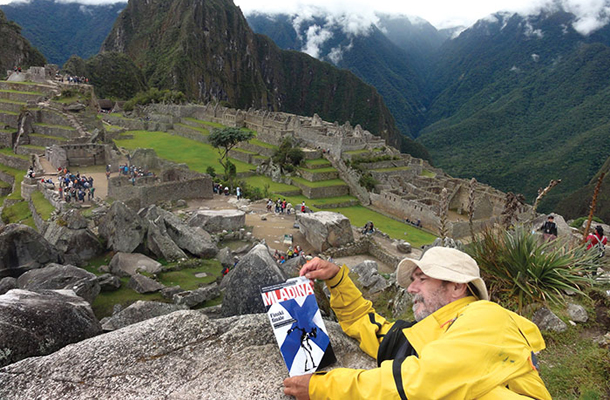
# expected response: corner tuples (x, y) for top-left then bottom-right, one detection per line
(586, 225), (608, 256)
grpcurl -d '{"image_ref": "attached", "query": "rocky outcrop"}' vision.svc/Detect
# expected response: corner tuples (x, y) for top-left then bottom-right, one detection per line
(351, 260), (390, 294)
(173, 284), (220, 308)
(16, 264), (101, 304)
(188, 209), (246, 233)
(222, 243), (286, 317)
(0, 224), (62, 279)
(0, 289), (101, 368)
(97, 273), (121, 292)
(217, 247), (234, 268)
(0, 9), (46, 77)
(0, 277), (17, 295)
(0, 311), (375, 399)
(98, 201), (147, 253)
(532, 307), (568, 333)
(127, 274), (165, 294)
(101, 301), (188, 331)
(142, 205), (217, 259)
(43, 219), (103, 266)
(109, 252), (163, 277)
(297, 211), (354, 252)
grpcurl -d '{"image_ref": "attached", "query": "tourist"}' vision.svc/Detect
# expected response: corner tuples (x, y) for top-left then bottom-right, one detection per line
(301, 201), (306, 213)
(283, 248), (551, 399)
(224, 186), (229, 196)
(236, 186), (242, 200)
(540, 215), (558, 241)
(586, 225), (607, 257)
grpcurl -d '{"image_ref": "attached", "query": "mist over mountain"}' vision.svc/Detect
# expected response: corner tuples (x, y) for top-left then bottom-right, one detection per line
(0, 0), (126, 65)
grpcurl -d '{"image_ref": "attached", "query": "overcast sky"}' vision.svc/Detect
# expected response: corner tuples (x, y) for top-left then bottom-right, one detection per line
(1, 0), (609, 32)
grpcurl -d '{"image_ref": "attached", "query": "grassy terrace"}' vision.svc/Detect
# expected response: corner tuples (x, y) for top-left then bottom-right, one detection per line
(175, 122), (209, 135)
(291, 177), (347, 188)
(421, 169), (437, 178)
(0, 110), (18, 115)
(31, 191), (54, 221)
(244, 175), (299, 194)
(373, 166), (410, 172)
(1, 200), (34, 228)
(249, 138), (278, 149)
(183, 117), (224, 129)
(33, 122), (75, 130)
(114, 130), (255, 173)
(29, 133), (68, 141)
(0, 148), (29, 160)
(0, 129), (15, 134)
(0, 180), (10, 189)
(304, 159), (331, 167)
(0, 89), (44, 95)
(21, 145), (47, 151)
(299, 166), (337, 173)
(332, 206), (437, 247)
(0, 98), (25, 105)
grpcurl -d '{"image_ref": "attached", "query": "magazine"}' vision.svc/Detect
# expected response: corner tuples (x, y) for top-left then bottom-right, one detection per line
(261, 276), (336, 376)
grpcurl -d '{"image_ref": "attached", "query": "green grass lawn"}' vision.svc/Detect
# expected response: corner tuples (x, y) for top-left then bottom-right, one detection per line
(33, 122), (75, 130)
(0, 180), (10, 189)
(305, 158), (331, 166)
(291, 176), (347, 188)
(115, 130), (255, 173)
(299, 166), (337, 173)
(92, 277), (167, 319)
(0, 129), (15, 134)
(0, 109), (18, 115)
(244, 175), (300, 194)
(344, 149), (370, 155)
(158, 259), (222, 290)
(175, 122), (209, 135)
(421, 169), (437, 178)
(0, 98), (26, 105)
(373, 166), (410, 172)
(0, 148), (29, 160)
(29, 133), (68, 141)
(250, 138), (278, 150)
(331, 205), (437, 247)
(1, 200), (34, 228)
(21, 145), (46, 151)
(31, 191), (54, 221)
(0, 89), (43, 95)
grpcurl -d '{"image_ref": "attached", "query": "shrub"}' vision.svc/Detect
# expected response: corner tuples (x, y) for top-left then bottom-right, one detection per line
(467, 228), (599, 312)
(570, 216), (604, 228)
(359, 173), (378, 191)
(123, 88), (186, 111)
(206, 166), (216, 178)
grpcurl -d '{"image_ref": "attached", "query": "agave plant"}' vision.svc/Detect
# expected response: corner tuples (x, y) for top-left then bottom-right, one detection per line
(467, 227), (599, 313)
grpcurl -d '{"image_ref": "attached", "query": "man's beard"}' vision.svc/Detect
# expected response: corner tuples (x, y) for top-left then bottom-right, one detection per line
(412, 286), (450, 322)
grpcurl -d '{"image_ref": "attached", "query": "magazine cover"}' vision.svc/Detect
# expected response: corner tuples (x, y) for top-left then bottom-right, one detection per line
(261, 276), (336, 376)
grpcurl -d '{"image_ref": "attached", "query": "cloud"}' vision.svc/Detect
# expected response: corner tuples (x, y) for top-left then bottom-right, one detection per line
(302, 25), (333, 58)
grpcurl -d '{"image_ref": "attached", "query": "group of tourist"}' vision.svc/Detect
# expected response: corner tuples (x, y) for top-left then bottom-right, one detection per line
(56, 168), (95, 203)
(274, 246), (307, 264)
(267, 198), (294, 215)
(116, 163), (155, 184)
(405, 217), (422, 228)
(213, 183), (242, 197)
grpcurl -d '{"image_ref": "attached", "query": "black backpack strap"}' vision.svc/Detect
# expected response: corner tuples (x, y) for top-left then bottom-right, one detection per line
(377, 320), (417, 366)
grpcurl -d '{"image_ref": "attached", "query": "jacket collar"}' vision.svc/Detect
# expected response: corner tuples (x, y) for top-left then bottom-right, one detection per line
(404, 296), (477, 354)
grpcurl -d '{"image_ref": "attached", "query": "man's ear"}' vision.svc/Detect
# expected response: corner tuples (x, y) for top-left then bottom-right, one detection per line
(450, 282), (469, 299)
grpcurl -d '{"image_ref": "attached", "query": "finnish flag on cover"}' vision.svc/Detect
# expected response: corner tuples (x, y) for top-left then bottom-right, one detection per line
(261, 276), (336, 376)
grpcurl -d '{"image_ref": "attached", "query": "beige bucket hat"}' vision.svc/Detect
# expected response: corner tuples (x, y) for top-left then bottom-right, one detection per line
(396, 247), (489, 301)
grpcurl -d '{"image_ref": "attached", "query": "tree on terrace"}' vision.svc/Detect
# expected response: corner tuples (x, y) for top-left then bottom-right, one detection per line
(209, 127), (254, 178)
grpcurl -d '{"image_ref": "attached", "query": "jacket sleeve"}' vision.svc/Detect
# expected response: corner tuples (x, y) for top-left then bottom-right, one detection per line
(325, 265), (394, 358)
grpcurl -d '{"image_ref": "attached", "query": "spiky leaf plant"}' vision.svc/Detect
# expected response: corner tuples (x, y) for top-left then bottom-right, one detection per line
(467, 228), (598, 313)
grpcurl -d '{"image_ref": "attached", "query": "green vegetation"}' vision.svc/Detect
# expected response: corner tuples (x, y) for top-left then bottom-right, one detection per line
(115, 130), (254, 173)
(0, 89), (43, 95)
(420, 169), (437, 178)
(183, 118), (225, 129)
(243, 175), (299, 194)
(1, 200), (33, 228)
(158, 259), (222, 290)
(33, 122), (75, 130)
(299, 166), (337, 173)
(467, 228), (599, 312)
(123, 88), (185, 111)
(29, 133), (68, 141)
(359, 173), (378, 191)
(291, 177), (347, 188)
(272, 137), (304, 172)
(0, 110), (18, 116)
(209, 127), (255, 177)
(373, 166), (410, 173)
(0, 147), (29, 160)
(304, 158), (331, 167)
(30, 191), (54, 221)
(92, 277), (166, 319)
(175, 123), (209, 135)
(570, 216), (605, 229)
(331, 205), (437, 247)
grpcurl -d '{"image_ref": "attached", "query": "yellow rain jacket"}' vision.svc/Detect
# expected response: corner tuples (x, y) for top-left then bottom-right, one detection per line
(309, 265), (552, 400)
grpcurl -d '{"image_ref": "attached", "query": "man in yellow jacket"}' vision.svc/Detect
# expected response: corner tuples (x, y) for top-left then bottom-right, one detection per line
(283, 247), (552, 399)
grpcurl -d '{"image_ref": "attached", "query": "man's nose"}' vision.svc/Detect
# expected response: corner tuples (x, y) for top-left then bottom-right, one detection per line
(407, 281), (418, 294)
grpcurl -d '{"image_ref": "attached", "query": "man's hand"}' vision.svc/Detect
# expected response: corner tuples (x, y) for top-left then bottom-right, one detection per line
(283, 374), (313, 400)
(299, 257), (340, 281)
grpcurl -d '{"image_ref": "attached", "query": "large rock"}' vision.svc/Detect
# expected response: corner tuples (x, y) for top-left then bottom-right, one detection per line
(43, 221), (103, 266)
(0, 312), (375, 399)
(221, 243), (286, 316)
(173, 284), (221, 308)
(567, 303), (588, 323)
(532, 307), (568, 333)
(0, 224), (62, 279)
(297, 211), (354, 252)
(144, 206), (218, 258)
(217, 247), (234, 268)
(530, 214), (573, 240)
(145, 217), (188, 261)
(98, 201), (147, 253)
(188, 209), (246, 233)
(59, 209), (89, 230)
(127, 274), (165, 294)
(109, 252), (163, 277)
(351, 260), (390, 294)
(97, 273), (121, 292)
(16, 264), (101, 304)
(0, 277), (17, 295)
(101, 301), (188, 331)
(0, 289), (101, 368)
